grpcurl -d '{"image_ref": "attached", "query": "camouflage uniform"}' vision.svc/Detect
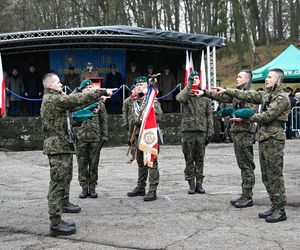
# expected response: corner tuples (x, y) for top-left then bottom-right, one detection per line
(75, 102), (108, 188)
(133, 96), (163, 191)
(206, 84), (257, 198)
(176, 84), (214, 184)
(122, 95), (136, 158)
(225, 84), (290, 209)
(41, 88), (107, 225)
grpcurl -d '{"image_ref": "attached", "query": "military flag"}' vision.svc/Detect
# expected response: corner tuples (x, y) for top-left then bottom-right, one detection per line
(138, 84), (159, 167)
(0, 53), (5, 117)
(189, 52), (194, 73)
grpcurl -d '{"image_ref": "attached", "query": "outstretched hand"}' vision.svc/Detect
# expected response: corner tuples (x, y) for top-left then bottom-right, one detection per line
(212, 87), (226, 94)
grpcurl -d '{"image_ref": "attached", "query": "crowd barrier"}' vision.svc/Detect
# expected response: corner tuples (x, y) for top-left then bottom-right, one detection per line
(291, 106), (300, 132)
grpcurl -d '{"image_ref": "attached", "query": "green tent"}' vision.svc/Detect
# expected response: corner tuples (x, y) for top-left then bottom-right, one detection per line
(252, 45), (300, 82)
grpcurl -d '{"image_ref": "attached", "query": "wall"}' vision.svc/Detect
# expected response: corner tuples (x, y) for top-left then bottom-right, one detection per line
(0, 114), (222, 151)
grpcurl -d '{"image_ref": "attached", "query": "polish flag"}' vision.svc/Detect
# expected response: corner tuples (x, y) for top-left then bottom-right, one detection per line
(189, 52), (194, 73)
(200, 50), (207, 90)
(0, 53), (6, 117)
(184, 50), (189, 85)
(138, 84), (159, 167)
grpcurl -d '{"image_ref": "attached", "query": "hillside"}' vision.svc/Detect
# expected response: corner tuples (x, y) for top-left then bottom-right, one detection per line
(216, 40), (300, 90)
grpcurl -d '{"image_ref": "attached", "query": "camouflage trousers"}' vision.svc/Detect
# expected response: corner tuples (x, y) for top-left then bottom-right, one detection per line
(47, 154), (73, 225)
(232, 132), (256, 198)
(136, 148), (159, 191)
(259, 139), (286, 209)
(76, 141), (101, 186)
(182, 131), (206, 183)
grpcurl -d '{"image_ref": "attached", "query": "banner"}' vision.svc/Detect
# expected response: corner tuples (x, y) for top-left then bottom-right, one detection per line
(138, 85), (159, 167)
(200, 50), (207, 90)
(0, 53), (5, 117)
(49, 49), (126, 82)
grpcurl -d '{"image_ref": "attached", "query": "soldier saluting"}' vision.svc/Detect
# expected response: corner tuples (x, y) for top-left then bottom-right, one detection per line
(212, 68), (290, 223)
(41, 73), (112, 236)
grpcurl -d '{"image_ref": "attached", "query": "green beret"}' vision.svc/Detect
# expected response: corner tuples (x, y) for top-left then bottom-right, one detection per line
(79, 79), (92, 89)
(130, 84), (136, 90)
(217, 107), (236, 117)
(232, 108), (255, 118)
(135, 76), (148, 84)
(188, 71), (199, 83)
(82, 102), (100, 111)
(72, 109), (94, 122)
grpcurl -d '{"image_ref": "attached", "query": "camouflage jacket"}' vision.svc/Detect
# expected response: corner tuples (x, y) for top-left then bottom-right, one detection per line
(122, 96), (135, 133)
(176, 84), (214, 134)
(41, 88), (107, 155)
(225, 84), (290, 142)
(75, 102), (108, 143)
(205, 88), (257, 134)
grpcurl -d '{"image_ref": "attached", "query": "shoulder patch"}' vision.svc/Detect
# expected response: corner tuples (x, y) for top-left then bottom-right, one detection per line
(276, 95), (283, 101)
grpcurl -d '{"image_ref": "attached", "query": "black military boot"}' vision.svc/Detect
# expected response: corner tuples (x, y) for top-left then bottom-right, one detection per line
(258, 207), (275, 218)
(230, 195), (243, 205)
(61, 220), (75, 227)
(127, 187), (146, 197)
(195, 183), (205, 194)
(265, 208), (287, 223)
(62, 203), (81, 213)
(50, 222), (76, 236)
(188, 179), (196, 194)
(89, 184), (98, 198)
(234, 197), (253, 208)
(143, 190), (157, 201)
(79, 185), (88, 199)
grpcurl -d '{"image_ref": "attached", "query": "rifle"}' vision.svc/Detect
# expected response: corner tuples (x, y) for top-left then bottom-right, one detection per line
(66, 110), (76, 151)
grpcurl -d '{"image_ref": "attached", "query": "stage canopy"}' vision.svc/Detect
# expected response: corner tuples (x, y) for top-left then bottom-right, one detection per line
(0, 25), (225, 54)
(252, 44), (300, 82)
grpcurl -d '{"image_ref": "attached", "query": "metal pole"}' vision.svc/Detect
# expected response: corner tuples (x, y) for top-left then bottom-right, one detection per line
(206, 46), (211, 90)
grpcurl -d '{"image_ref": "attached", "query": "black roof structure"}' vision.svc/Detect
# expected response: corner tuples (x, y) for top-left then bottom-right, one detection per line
(0, 25), (225, 54)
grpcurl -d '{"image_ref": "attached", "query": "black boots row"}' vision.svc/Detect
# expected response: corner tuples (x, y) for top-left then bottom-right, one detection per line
(127, 187), (157, 201)
(231, 195), (287, 223)
(79, 184), (98, 198)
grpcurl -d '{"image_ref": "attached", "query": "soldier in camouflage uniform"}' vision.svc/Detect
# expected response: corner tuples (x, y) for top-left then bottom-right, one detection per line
(75, 81), (108, 199)
(122, 85), (136, 162)
(215, 69), (290, 223)
(176, 71), (214, 194)
(41, 73), (111, 235)
(204, 70), (257, 208)
(127, 76), (163, 201)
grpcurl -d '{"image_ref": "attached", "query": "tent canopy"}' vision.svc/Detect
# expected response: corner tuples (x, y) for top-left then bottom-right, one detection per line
(252, 45), (300, 82)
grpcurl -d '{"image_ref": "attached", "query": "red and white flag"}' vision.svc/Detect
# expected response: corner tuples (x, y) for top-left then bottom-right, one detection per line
(184, 50), (189, 85)
(189, 52), (194, 73)
(200, 50), (207, 90)
(138, 85), (159, 167)
(0, 53), (6, 117)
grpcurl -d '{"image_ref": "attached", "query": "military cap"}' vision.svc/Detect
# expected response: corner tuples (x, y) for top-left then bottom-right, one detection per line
(134, 76), (148, 84)
(79, 79), (92, 89)
(188, 71), (200, 82)
(130, 84), (136, 90)
(110, 64), (117, 69)
(232, 108), (255, 118)
(86, 62), (93, 66)
(130, 62), (136, 67)
(147, 65), (153, 69)
(217, 107), (236, 117)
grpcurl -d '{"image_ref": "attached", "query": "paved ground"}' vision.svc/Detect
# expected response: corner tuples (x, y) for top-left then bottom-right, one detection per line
(0, 140), (299, 250)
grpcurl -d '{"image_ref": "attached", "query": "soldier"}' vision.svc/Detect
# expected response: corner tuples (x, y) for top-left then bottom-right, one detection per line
(80, 62), (99, 82)
(204, 70), (257, 208)
(64, 66), (80, 91)
(122, 85), (137, 163)
(176, 71), (214, 194)
(127, 76), (163, 201)
(74, 81), (108, 199)
(41, 73), (112, 236)
(214, 68), (290, 223)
